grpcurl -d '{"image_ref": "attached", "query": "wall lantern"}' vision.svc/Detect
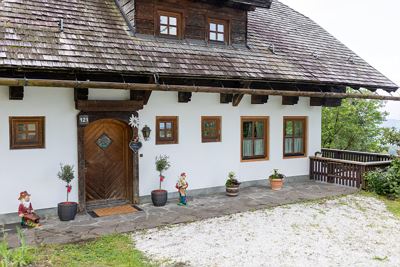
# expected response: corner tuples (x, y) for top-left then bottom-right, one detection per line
(141, 125), (151, 141)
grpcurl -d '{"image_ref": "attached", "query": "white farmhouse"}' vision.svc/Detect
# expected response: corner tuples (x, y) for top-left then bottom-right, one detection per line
(0, 0), (397, 222)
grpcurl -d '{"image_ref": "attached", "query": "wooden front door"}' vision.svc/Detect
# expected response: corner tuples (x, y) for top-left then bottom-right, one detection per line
(84, 119), (133, 203)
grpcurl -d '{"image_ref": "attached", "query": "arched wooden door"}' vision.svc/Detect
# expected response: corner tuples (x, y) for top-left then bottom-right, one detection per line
(84, 119), (133, 203)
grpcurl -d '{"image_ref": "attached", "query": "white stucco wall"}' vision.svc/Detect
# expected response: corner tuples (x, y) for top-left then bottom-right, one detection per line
(0, 87), (321, 215)
(138, 92), (322, 196)
(0, 86), (79, 214)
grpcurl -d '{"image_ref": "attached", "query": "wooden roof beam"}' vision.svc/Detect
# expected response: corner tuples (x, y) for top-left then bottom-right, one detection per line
(178, 92), (192, 103)
(74, 88), (89, 101)
(232, 94), (244, 106)
(282, 96), (299, 105)
(76, 100), (143, 112)
(130, 90), (152, 105)
(1, 78), (400, 101)
(9, 86), (24, 100)
(232, 81), (252, 107)
(310, 97), (342, 107)
(220, 93), (233, 104)
(251, 95), (269, 104)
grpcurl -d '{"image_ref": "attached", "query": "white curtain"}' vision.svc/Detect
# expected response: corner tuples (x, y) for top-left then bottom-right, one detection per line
(294, 138), (303, 153)
(254, 139), (264, 156)
(285, 138), (293, 154)
(243, 140), (253, 157)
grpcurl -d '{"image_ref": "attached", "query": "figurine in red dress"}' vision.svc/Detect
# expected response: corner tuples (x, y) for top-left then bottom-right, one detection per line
(18, 191), (40, 228)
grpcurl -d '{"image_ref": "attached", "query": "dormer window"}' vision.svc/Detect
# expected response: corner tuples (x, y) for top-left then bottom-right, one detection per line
(158, 11), (181, 38)
(208, 19), (228, 43)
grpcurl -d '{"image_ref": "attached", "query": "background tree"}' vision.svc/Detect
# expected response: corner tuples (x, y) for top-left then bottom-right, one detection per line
(322, 91), (388, 152)
(382, 127), (400, 148)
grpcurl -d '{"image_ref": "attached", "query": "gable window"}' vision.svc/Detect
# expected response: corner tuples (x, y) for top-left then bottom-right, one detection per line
(208, 19), (228, 43)
(158, 11), (181, 38)
(283, 117), (307, 158)
(156, 116), (178, 144)
(9, 116), (45, 149)
(201, 116), (221, 143)
(241, 117), (269, 161)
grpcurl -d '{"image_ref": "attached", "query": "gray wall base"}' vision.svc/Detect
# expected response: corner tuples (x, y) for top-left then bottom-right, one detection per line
(0, 207), (57, 225)
(140, 175), (309, 203)
(1, 175), (309, 224)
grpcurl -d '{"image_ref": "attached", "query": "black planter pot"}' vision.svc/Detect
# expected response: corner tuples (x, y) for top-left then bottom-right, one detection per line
(151, 190), (168, 206)
(58, 202), (78, 221)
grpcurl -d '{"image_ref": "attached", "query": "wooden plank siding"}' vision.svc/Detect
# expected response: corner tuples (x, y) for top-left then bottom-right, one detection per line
(134, 0), (247, 45)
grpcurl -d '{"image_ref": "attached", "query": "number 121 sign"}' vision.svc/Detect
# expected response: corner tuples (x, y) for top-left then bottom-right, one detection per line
(79, 115), (89, 126)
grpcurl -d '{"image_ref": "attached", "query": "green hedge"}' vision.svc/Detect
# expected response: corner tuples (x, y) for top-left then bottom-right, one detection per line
(365, 158), (400, 199)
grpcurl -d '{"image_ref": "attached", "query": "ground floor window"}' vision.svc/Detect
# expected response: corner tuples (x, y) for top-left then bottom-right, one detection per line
(156, 116), (178, 145)
(283, 117), (307, 157)
(201, 116), (221, 142)
(241, 117), (269, 161)
(9, 116), (45, 149)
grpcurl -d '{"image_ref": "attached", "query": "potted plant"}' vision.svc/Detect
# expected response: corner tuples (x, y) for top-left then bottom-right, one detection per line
(151, 155), (171, 206)
(269, 169), (285, 191)
(225, 171), (241, 197)
(57, 164), (78, 221)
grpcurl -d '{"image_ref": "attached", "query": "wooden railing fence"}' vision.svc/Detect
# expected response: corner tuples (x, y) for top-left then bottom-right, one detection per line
(310, 149), (394, 189)
(321, 148), (392, 162)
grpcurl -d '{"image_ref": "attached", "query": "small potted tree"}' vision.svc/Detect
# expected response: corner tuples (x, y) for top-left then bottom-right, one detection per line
(57, 164), (78, 221)
(225, 171), (241, 197)
(269, 169), (285, 191)
(151, 155), (171, 206)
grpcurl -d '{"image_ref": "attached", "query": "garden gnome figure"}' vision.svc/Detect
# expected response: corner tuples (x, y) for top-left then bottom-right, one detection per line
(176, 173), (189, 206)
(18, 191), (40, 228)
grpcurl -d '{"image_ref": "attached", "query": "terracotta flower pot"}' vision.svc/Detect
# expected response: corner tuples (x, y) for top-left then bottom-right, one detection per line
(151, 189), (168, 206)
(226, 184), (240, 197)
(270, 178), (284, 191)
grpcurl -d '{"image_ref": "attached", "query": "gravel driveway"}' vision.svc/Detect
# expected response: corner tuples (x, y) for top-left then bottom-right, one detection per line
(133, 195), (400, 267)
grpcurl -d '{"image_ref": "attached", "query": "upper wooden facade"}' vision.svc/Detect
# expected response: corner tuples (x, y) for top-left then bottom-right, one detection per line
(118, 0), (248, 45)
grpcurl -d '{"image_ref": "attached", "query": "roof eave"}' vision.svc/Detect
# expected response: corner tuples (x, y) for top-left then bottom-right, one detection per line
(0, 66), (397, 93)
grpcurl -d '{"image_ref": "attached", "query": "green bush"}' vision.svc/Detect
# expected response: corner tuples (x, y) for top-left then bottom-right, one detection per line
(365, 159), (400, 199)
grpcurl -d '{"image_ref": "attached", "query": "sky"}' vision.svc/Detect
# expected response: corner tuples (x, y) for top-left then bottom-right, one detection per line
(280, 0), (400, 120)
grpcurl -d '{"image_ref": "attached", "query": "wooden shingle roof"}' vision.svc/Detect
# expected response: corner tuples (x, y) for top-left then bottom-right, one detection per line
(230, 0), (272, 8)
(0, 0), (397, 91)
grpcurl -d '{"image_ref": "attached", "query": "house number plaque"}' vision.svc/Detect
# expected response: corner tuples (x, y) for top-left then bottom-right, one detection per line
(79, 115), (89, 126)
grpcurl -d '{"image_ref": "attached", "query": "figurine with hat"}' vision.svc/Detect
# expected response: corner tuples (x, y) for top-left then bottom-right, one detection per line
(18, 191), (40, 228)
(176, 172), (189, 206)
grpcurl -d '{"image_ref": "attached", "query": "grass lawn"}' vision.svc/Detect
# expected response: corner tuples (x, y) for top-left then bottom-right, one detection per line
(1, 234), (154, 267)
(360, 191), (400, 219)
(33, 234), (154, 267)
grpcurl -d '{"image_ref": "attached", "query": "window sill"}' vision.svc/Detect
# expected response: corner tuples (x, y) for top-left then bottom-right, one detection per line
(241, 157), (269, 163)
(202, 139), (221, 143)
(283, 155), (307, 159)
(157, 34), (181, 40)
(10, 145), (45, 150)
(156, 141), (178, 145)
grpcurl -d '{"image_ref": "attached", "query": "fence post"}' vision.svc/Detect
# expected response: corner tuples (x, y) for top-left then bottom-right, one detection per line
(359, 165), (366, 189)
(309, 158), (314, 180)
